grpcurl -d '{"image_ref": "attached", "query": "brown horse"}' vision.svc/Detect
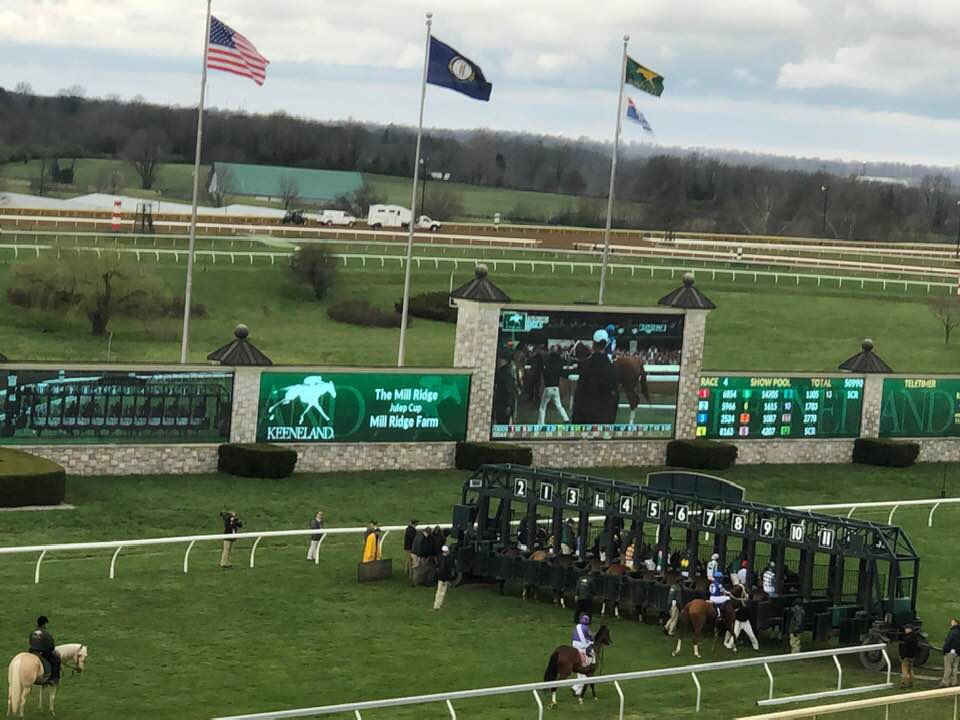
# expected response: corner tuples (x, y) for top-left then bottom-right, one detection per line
(600, 563), (630, 618)
(543, 625), (612, 708)
(671, 599), (736, 659)
(613, 355), (651, 424)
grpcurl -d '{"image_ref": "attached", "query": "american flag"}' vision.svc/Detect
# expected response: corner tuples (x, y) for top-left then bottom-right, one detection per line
(207, 16), (269, 86)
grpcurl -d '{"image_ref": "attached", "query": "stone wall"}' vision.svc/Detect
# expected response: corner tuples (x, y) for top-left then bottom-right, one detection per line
(453, 300), (500, 443)
(24, 444), (219, 475)
(674, 310), (708, 440)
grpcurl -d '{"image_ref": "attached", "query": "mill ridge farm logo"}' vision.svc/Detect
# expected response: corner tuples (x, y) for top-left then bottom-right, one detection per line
(265, 376), (337, 440)
(370, 387), (442, 430)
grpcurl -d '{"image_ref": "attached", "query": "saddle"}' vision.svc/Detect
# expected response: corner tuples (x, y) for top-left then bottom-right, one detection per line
(29, 652), (55, 686)
(577, 647), (595, 668)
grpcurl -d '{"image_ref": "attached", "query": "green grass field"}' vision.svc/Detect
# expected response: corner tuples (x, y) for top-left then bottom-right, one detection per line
(0, 159), (636, 222)
(0, 254), (956, 373)
(2, 464), (959, 719)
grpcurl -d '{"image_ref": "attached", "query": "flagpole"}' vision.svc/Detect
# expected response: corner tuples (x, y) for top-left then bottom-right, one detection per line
(598, 34), (629, 306)
(397, 11), (432, 367)
(179, 0), (213, 364)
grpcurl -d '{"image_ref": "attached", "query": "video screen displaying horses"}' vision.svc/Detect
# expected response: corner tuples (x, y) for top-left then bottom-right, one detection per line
(490, 308), (684, 440)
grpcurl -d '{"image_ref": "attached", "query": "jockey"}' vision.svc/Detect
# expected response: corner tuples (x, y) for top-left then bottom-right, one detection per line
(706, 553), (720, 578)
(709, 572), (731, 619)
(571, 614), (595, 667)
(28, 615), (61, 684)
(762, 561), (778, 597)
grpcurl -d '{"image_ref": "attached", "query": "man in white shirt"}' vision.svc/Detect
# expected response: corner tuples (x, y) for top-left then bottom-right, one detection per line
(762, 561), (778, 597)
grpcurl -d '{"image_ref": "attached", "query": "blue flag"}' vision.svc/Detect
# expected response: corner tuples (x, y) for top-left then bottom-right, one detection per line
(427, 36), (492, 101)
(626, 97), (653, 134)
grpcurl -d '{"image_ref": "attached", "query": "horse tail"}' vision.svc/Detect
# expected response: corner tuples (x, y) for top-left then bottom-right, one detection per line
(8, 655), (23, 716)
(543, 650), (560, 683)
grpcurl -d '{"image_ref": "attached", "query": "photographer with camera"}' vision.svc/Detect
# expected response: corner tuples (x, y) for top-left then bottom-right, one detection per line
(219, 510), (243, 568)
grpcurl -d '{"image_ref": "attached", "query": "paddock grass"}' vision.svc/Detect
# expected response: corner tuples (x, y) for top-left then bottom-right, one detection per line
(0, 463), (957, 719)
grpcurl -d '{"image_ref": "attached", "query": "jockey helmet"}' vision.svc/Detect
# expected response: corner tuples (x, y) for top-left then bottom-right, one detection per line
(579, 615), (591, 625)
(769, 561), (776, 568)
(592, 329), (609, 343)
(711, 553), (719, 560)
(37, 616), (48, 626)
(741, 559), (749, 568)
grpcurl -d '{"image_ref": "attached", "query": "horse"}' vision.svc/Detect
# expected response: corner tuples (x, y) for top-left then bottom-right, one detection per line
(543, 625), (612, 708)
(671, 599), (736, 659)
(600, 563), (630, 618)
(7, 643), (88, 718)
(613, 355), (651, 425)
(267, 375), (336, 425)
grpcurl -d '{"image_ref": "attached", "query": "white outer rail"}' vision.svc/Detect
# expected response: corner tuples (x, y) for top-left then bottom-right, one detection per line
(788, 497), (960, 528)
(5, 496), (960, 583)
(0, 525), (439, 584)
(208, 645), (890, 720)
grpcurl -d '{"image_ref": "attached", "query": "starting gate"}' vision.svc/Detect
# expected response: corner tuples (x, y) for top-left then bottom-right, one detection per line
(452, 464), (921, 643)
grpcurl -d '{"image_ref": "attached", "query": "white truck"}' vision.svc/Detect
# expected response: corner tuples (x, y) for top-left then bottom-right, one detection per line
(366, 204), (441, 231)
(316, 209), (357, 226)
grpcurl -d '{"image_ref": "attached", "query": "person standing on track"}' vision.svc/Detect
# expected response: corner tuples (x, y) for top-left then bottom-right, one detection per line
(433, 545), (455, 610)
(941, 618), (960, 687)
(664, 581), (681, 636)
(899, 625), (918, 688)
(306, 511), (325, 562)
(787, 599), (805, 654)
(219, 510), (242, 568)
(403, 519), (419, 580)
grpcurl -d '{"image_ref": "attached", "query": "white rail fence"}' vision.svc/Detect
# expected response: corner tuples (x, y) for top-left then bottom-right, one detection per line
(1, 497), (956, 585)
(209, 645), (891, 720)
(0, 524), (433, 584)
(739, 685), (960, 719)
(0, 241), (954, 294)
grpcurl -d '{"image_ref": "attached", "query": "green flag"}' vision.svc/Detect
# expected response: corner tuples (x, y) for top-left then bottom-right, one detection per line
(625, 57), (664, 98)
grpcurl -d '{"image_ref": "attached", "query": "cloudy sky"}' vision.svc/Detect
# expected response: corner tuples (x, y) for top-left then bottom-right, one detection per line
(3, 0), (960, 166)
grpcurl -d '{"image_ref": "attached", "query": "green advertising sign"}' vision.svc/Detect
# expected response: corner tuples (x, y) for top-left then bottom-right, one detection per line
(880, 378), (960, 437)
(0, 369), (233, 444)
(256, 372), (471, 443)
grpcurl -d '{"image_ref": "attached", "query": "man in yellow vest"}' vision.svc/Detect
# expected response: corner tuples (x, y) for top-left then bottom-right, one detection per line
(362, 521), (382, 563)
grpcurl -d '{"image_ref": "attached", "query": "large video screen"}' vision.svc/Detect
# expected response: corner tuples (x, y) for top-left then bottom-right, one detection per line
(490, 308), (684, 440)
(0, 369), (234, 444)
(696, 375), (864, 439)
(257, 371), (470, 443)
(880, 377), (960, 437)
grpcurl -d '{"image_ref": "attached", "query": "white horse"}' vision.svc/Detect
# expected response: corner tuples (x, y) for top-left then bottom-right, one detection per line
(267, 375), (337, 425)
(7, 643), (87, 718)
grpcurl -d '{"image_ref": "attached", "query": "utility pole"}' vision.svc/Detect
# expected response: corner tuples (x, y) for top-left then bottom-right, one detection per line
(820, 184), (829, 237)
(954, 200), (960, 259)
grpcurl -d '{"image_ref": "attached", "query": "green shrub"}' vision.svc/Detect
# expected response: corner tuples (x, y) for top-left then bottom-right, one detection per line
(0, 448), (66, 507)
(455, 442), (532, 471)
(666, 439), (738, 470)
(393, 291), (457, 323)
(218, 443), (298, 478)
(328, 300), (405, 328)
(291, 245), (336, 300)
(852, 438), (920, 468)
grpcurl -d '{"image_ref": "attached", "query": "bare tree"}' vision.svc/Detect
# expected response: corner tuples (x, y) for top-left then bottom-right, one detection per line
(209, 166), (236, 207)
(123, 127), (170, 190)
(13, 81), (33, 95)
(929, 296), (960, 345)
(278, 175), (300, 210)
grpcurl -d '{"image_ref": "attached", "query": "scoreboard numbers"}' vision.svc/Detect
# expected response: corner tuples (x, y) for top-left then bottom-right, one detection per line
(514, 478), (527, 497)
(697, 376), (864, 439)
(539, 483), (554, 502)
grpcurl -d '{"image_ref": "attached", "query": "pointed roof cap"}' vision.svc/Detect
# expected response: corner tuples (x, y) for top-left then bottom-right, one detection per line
(838, 338), (892, 373)
(207, 324), (273, 366)
(450, 264), (511, 303)
(657, 273), (716, 309)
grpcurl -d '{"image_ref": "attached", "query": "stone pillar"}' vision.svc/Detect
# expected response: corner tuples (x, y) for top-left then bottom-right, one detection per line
(674, 309), (710, 439)
(859, 374), (884, 438)
(230, 367), (265, 443)
(453, 299), (503, 442)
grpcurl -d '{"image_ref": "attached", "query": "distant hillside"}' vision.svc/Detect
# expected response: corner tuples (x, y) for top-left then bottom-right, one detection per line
(1, 86), (958, 240)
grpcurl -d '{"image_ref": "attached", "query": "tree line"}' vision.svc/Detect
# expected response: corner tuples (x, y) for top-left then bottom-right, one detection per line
(1, 84), (959, 241)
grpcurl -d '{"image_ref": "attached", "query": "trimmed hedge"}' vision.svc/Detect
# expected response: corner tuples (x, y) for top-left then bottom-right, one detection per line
(0, 448), (66, 507)
(852, 438), (920, 467)
(666, 439), (738, 470)
(455, 442), (532, 471)
(218, 443), (298, 478)
(327, 300), (406, 328)
(394, 291), (458, 323)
